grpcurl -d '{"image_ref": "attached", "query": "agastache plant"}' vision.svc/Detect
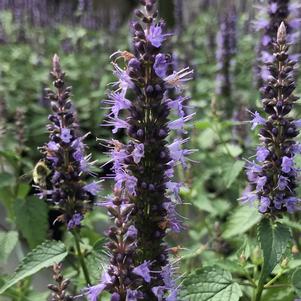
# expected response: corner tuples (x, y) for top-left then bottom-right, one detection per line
(254, 0), (300, 88)
(86, 0), (194, 300)
(35, 54), (100, 230)
(242, 23), (300, 214)
(35, 55), (100, 286)
(215, 4), (237, 117)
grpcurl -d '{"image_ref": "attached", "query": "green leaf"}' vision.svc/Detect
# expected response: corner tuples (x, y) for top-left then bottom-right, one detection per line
(223, 160), (245, 188)
(0, 231), (18, 263)
(258, 219), (291, 287)
(0, 172), (15, 188)
(14, 197), (48, 248)
(223, 206), (261, 239)
(292, 268), (301, 297)
(181, 266), (242, 301)
(0, 240), (68, 294)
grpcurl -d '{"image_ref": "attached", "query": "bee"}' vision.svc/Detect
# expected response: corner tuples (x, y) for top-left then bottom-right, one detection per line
(32, 160), (51, 188)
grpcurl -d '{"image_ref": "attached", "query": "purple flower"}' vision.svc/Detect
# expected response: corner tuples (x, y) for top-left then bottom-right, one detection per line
(274, 194), (283, 210)
(163, 202), (183, 233)
(166, 289), (178, 301)
(86, 272), (112, 301)
(154, 53), (170, 78)
(86, 283), (106, 301)
(166, 96), (188, 118)
(83, 182), (101, 196)
(146, 23), (172, 48)
(152, 286), (165, 301)
(126, 225), (138, 240)
(239, 188), (257, 205)
(293, 120), (301, 128)
(60, 128), (72, 143)
(47, 141), (59, 151)
(285, 197), (299, 213)
(112, 63), (134, 91)
(256, 176), (267, 191)
(256, 147), (269, 162)
(115, 172), (137, 196)
(250, 111), (265, 130)
(132, 143), (144, 164)
(104, 91), (131, 118)
(281, 156), (294, 173)
(278, 176), (289, 191)
(246, 162), (262, 182)
(67, 213), (83, 230)
(168, 113), (195, 133)
(168, 138), (193, 167)
(161, 265), (176, 288)
(132, 261), (152, 283)
(103, 116), (130, 134)
(126, 289), (144, 301)
(166, 181), (182, 202)
(259, 196), (270, 213)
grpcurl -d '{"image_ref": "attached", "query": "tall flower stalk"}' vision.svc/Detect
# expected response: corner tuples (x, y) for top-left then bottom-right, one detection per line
(215, 4), (237, 118)
(254, 0), (300, 88)
(242, 23), (300, 214)
(35, 54), (100, 284)
(86, 0), (193, 300)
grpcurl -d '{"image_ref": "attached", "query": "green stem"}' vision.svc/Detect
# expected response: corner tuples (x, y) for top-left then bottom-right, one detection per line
(254, 285), (264, 301)
(264, 269), (284, 288)
(72, 230), (91, 286)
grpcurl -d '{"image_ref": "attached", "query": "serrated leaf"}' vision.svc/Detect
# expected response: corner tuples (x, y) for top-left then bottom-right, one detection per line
(0, 231), (18, 263)
(292, 269), (301, 297)
(223, 206), (261, 239)
(258, 219), (291, 287)
(181, 266), (242, 301)
(14, 197), (48, 248)
(0, 240), (67, 294)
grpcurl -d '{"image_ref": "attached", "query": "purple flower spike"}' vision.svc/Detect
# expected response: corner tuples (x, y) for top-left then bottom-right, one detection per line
(100, 1), (192, 299)
(215, 4), (237, 117)
(254, 0), (299, 88)
(242, 23), (301, 214)
(35, 55), (99, 230)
